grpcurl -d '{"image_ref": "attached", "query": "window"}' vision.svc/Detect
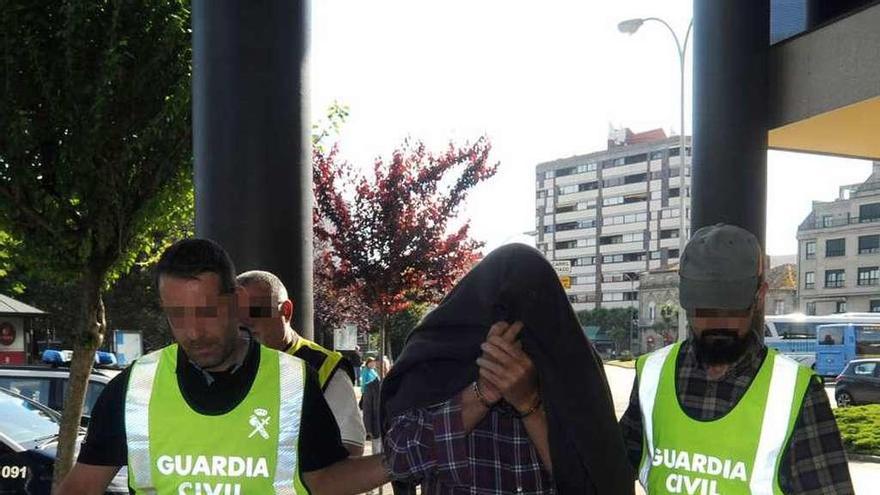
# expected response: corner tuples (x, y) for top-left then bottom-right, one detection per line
(818, 326), (843, 344)
(822, 215), (834, 228)
(871, 300), (880, 313)
(650, 150), (664, 160)
(826, 238), (845, 257)
(555, 220), (595, 231)
(624, 193), (648, 204)
(852, 362), (878, 376)
(557, 184), (578, 195)
(555, 204), (576, 214)
(660, 229), (679, 240)
(836, 301), (847, 314)
(774, 300), (785, 315)
(579, 181), (599, 192)
(805, 241), (816, 260)
(603, 196), (624, 206)
(825, 270), (845, 288)
(859, 235), (880, 254)
(555, 240), (578, 250)
(543, 225), (554, 234)
(603, 213), (648, 226)
(804, 271), (815, 289)
(806, 302), (816, 315)
(625, 173), (647, 185)
(858, 267), (879, 286)
(623, 291), (639, 301)
(860, 202), (880, 222)
(668, 249), (680, 259)
(542, 170), (555, 180)
(574, 256), (596, 266)
(624, 153), (648, 165)
(669, 187), (680, 198)
(0, 378), (51, 405)
(602, 292), (625, 302)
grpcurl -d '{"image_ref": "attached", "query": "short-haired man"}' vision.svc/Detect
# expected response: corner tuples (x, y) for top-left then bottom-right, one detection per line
(620, 224), (854, 494)
(58, 239), (387, 494)
(237, 270), (366, 456)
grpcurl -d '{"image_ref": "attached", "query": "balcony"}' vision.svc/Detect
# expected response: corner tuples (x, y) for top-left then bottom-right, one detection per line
(825, 281), (846, 289)
(800, 216), (880, 231)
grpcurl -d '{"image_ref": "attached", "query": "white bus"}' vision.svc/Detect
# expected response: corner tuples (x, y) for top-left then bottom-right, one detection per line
(764, 313), (880, 368)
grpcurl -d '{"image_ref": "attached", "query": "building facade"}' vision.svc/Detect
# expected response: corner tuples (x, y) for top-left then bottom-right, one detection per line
(535, 128), (692, 313)
(797, 163), (880, 315)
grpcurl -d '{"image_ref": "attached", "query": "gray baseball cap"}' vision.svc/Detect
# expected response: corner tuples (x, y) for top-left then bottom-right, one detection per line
(679, 223), (762, 311)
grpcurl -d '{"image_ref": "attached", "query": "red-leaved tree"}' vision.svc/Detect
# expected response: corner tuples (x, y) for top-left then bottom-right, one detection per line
(313, 137), (498, 360)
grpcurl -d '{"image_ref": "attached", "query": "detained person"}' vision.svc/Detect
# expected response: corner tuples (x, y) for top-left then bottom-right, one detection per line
(381, 243), (633, 494)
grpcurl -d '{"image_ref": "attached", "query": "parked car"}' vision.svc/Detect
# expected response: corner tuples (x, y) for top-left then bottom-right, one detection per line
(0, 386), (128, 494)
(834, 358), (880, 407)
(0, 366), (118, 419)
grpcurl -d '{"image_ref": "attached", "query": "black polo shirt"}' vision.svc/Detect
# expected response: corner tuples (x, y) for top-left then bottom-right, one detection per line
(78, 336), (348, 474)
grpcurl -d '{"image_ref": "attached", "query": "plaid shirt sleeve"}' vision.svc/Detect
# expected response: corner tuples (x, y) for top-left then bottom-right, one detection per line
(780, 377), (855, 495)
(384, 394), (472, 486)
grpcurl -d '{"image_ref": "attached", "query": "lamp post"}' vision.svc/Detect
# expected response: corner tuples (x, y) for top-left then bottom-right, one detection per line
(618, 17), (692, 342)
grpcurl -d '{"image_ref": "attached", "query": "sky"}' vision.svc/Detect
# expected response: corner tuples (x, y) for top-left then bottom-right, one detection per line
(310, 0), (874, 257)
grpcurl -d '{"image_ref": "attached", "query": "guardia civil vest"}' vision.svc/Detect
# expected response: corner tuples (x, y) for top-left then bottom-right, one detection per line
(125, 344), (309, 494)
(287, 336), (350, 390)
(636, 343), (814, 495)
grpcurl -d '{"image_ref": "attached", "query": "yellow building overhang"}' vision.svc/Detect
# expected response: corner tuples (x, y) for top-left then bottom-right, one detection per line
(769, 95), (880, 160)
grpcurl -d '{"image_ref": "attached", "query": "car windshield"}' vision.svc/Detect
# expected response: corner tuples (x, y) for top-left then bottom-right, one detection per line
(0, 388), (60, 445)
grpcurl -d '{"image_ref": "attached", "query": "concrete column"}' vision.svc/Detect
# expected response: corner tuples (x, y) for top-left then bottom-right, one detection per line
(193, 0), (314, 339)
(692, 0), (770, 245)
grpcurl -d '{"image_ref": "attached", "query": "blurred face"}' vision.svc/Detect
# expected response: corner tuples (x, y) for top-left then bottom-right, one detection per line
(689, 286), (765, 365)
(239, 282), (288, 351)
(159, 272), (240, 371)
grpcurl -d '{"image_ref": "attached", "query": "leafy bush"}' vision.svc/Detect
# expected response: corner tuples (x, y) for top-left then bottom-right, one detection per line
(834, 405), (880, 456)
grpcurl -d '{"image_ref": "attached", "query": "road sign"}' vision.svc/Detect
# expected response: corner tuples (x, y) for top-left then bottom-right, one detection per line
(551, 260), (572, 275)
(559, 275), (571, 289)
(334, 323), (358, 351)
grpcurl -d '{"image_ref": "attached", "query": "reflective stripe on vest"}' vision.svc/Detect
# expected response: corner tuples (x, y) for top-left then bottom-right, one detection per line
(125, 344), (308, 494)
(126, 349), (162, 494)
(288, 336), (343, 388)
(636, 343), (675, 487)
(636, 344), (812, 494)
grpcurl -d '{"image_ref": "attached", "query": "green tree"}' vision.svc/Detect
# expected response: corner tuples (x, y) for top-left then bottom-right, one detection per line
(652, 301), (680, 346)
(577, 306), (638, 354)
(0, 1), (192, 484)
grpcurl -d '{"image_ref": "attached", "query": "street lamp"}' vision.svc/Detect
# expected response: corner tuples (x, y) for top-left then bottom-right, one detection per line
(618, 16), (693, 342)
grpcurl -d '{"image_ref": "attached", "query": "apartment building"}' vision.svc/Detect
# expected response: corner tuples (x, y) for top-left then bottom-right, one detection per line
(797, 163), (880, 315)
(535, 128), (691, 313)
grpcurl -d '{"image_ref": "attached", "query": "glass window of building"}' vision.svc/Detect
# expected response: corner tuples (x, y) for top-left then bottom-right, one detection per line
(859, 235), (880, 254)
(825, 269), (846, 288)
(806, 302), (816, 315)
(859, 202), (880, 222)
(871, 300), (880, 313)
(804, 271), (815, 289)
(836, 301), (847, 314)
(826, 238), (846, 257)
(858, 267), (879, 286)
(805, 240), (816, 259)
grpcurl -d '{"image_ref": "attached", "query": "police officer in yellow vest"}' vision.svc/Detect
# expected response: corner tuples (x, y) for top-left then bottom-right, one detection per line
(237, 270), (366, 456)
(58, 239), (388, 494)
(620, 224), (854, 494)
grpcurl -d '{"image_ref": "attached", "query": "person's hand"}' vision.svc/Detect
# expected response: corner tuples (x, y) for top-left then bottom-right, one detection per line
(476, 321), (539, 412)
(475, 321), (515, 405)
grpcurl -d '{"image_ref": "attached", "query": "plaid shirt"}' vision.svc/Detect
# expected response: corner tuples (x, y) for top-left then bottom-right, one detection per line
(385, 393), (555, 494)
(619, 339), (855, 495)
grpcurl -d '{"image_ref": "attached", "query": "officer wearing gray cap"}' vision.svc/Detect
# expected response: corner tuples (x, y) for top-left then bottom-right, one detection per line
(619, 224), (853, 494)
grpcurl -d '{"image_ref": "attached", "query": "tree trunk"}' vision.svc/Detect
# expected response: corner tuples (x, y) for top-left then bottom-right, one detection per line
(378, 314), (387, 379)
(52, 268), (106, 489)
